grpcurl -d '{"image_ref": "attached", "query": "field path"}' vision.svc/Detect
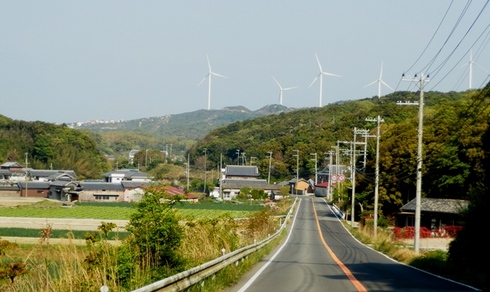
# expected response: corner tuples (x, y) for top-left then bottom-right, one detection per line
(0, 217), (129, 231)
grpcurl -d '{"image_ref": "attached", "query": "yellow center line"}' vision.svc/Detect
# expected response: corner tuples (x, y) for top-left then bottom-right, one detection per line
(311, 198), (368, 292)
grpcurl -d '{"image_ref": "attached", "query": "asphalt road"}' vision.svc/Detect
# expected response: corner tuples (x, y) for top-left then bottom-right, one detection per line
(228, 196), (478, 292)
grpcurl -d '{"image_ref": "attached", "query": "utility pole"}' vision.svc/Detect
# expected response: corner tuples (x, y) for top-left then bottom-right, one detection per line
(362, 133), (375, 171)
(310, 152), (317, 185)
(25, 152), (28, 197)
(351, 129), (357, 227)
(366, 115), (384, 237)
(293, 149), (299, 195)
(267, 152), (273, 184)
(236, 149), (240, 165)
(186, 154), (190, 191)
(400, 73), (429, 253)
(327, 151), (333, 200)
(145, 149), (149, 167)
(350, 128), (368, 227)
(219, 153), (223, 201)
(203, 148), (207, 195)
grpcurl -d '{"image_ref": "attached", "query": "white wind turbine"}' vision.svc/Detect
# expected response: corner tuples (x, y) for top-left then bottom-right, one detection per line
(309, 53), (341, 107)
(364, 61), (393, 98)
(272, 76), (298, 105)
(463, 50), (488, 90)
(198, 54), (228, 110)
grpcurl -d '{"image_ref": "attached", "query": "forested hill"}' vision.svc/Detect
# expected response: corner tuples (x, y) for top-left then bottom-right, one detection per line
(71, 104), (294, 140)
(0, 116), (110, 179)
(189, 88), (489, 216)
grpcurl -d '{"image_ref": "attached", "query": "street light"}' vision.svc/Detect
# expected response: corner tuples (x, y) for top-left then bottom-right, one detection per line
(145, 149), (149, 167)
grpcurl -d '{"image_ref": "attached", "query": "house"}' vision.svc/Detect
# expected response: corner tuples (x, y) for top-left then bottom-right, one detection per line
(47, 178), (83, 202)
(211, 165), (281, 201)
(102, 169), (150, 183)
(1, 162), (24, 171)
(220, 179), (281, 200)
(224, 165), (260, 180)
(314, 182), (329, 199)
(80, 181), (151, 202)
(293, 178), (310, 195)
(18, 181), (50, 198)
(29, 170), (77, 182)
(396, 198), (468, 231)
(317, 164), (349, 184)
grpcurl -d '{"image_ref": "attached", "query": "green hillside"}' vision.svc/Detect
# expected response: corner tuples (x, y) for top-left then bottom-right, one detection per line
(0, 117), (110, 179)
(189, 88), (489, 217)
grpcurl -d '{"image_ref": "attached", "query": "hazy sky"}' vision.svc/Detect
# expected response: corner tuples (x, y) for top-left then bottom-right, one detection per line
(1, 1), (489, 124)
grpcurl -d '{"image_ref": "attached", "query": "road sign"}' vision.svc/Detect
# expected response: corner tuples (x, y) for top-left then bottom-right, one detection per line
(338, 174), (346, 182)
(331, 174), (338, 182)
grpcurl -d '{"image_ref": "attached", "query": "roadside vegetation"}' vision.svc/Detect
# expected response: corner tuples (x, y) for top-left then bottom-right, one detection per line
(0, 187), (293, 291)
(347, 221), (484, 290)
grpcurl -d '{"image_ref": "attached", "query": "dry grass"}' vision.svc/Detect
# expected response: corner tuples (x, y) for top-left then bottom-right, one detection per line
(0, 200), (293, 291)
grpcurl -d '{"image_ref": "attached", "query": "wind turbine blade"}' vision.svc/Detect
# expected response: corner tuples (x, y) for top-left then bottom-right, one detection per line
(475, 63), (489, 73)
(315, 53), (323, 71)
(198, 74), (208, 86)
(211, 72), (228, 78)
(283, 86), (298, 91)
(322, 72), (341, 77)
(363, 80), (377, 88)
(206, 54), (211, 72)
(272, 76), (282, 88)
(308, 75), (319, 88)
(380, 80), (394, 91)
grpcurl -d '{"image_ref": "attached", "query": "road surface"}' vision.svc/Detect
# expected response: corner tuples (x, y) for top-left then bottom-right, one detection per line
(228, 196), (477, 292)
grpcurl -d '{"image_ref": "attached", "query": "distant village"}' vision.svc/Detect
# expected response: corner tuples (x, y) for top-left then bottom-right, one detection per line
(0, 155), (338, 203)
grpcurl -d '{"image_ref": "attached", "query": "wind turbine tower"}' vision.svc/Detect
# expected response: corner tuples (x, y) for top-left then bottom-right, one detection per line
(364, 61), (393, 98)
(198, 55), (228, 110)
(272, 76), (298, 105)
(309, 53), (341, 107)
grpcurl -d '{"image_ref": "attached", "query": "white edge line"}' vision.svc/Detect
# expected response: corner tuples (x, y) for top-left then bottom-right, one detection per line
(236, 198), (302, 292)
(323, 199), (480, 291)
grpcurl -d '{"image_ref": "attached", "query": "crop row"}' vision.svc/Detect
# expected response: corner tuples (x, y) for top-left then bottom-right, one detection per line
(0, 205), (255, 220)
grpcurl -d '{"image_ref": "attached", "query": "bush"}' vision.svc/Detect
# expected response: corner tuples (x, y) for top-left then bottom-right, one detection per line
(392, 226), (431, 239)
(126, 186), (186, 280)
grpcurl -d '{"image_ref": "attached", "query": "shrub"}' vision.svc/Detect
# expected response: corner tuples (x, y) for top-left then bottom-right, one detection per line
(392, 226), (432, 239)
(126, 186), (185, 280)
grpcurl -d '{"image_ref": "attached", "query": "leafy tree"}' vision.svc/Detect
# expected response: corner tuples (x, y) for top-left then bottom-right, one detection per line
(126, 186), (185, 279)
(447, 87), (490, 291)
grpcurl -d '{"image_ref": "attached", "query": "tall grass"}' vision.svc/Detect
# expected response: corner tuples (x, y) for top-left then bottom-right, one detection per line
(0, 200), (293, 291)
(346, 223), (481, 290)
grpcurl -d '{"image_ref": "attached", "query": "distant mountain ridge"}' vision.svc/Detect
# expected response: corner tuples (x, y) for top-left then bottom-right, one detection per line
(70, 104), (296, 140)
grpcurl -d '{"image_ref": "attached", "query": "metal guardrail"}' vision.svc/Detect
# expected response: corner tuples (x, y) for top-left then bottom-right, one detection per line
(132, 198), (298, 292)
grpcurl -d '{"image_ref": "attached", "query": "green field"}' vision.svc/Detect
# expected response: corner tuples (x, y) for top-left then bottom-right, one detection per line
(0, 200), (264, 220)
(0, 227), (130, 240)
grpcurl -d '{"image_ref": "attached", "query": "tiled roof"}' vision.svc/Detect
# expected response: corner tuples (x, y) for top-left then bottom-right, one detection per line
(225, 165), (259, 177)
(222, 179), (281, 190)
(30, 170), (77, 179)
(17, 181), (50, 189)
(80, 182), (124, 190)
(121, 181), (151, 188)
(400, 198), (469, 214)
(315, 182), (329, 188)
